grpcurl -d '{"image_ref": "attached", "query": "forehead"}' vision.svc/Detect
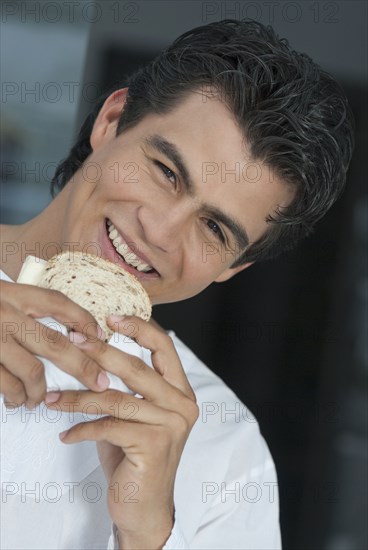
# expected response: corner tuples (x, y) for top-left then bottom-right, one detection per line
(145, 90), (247, 162)
(127, 91), (294, 245)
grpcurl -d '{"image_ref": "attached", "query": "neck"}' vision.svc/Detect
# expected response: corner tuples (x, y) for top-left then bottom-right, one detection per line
(0, 186), (69, 281)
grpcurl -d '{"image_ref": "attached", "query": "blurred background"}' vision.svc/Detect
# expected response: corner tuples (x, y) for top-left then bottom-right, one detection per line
(1, 1), (367, 548)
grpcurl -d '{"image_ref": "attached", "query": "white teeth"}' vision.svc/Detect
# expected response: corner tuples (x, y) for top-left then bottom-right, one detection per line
(125, 252), (139, 265)
(117, 243), (129, 256)
(113, 236), (122, 247)
(107, 220), (153, 273)
(137, 263), (151, 272)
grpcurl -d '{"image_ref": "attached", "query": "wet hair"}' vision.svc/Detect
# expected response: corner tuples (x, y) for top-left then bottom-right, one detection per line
(50, 19), (355, 266)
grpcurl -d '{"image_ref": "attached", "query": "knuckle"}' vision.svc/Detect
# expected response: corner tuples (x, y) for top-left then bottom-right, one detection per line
(27, 359), (44, 382)
(71, 390), (83, 404)
(159, 332), (174, 349)
(45, 328), (67, 351)
(101, 416), (117, 432)
(188, 401), (200, 424)
(129, 355), (147, 376)
(78, 354), (97, 380)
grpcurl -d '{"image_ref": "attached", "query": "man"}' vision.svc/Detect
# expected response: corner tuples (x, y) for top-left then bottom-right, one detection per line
(0, 19), (354, 549)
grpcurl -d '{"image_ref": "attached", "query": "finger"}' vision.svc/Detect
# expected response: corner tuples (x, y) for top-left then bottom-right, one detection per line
(69, 335), (192, 413)
(45, 389), (172, 426)
(97, 441), (125, 481)
(59, 416), (162, 449)
(4, 302), (110, 392)
(107, 316), (195, 399)
(0, 364), (27, 407)
(0, 336), (46, 407)
(3, 280), (105, 341)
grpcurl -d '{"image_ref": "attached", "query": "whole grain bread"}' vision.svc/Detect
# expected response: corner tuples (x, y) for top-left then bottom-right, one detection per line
(37, 252), (152, 341)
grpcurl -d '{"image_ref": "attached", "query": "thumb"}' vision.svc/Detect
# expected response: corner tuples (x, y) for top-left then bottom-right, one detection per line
(97, 440), (125, 481)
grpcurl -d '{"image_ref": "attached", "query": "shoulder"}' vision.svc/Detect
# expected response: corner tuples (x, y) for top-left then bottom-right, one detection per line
(163, 330), (276, 474)
(155, 331), (281, 548)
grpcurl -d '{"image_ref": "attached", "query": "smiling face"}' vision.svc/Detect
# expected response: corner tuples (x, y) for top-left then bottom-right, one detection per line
(59, 89), (294, 305)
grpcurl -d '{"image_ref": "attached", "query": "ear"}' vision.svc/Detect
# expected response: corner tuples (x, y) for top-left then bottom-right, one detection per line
(214, 262), (254, 283)
(90, 88), (128, 151)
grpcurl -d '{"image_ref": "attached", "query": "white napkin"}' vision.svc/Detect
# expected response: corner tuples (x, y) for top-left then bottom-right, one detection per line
(0, 316), (147, 488)
(36, 316), (139, 393)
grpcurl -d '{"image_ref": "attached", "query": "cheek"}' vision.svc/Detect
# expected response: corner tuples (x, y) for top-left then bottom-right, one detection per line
(197, 240), (236, 273)
(101, 162), (153, 202)
(182, 250), (229, 288)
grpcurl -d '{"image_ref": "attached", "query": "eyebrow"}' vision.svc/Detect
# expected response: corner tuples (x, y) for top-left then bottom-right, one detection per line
(143, 134), (250, 252)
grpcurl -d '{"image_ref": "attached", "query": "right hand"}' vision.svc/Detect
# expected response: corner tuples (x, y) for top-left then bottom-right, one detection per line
(0, 280), (110, 409)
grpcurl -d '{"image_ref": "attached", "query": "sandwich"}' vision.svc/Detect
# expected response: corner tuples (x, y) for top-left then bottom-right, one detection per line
(17, 251), (152, 341)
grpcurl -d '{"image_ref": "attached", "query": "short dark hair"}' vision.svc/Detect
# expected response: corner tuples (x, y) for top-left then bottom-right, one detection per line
(51, 19), (355, 266)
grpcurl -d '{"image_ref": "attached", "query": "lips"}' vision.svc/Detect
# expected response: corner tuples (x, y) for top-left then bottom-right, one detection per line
(100, 218), (160, 280)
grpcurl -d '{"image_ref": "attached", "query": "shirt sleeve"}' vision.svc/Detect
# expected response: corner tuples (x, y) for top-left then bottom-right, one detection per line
(106, 467), (281, 550)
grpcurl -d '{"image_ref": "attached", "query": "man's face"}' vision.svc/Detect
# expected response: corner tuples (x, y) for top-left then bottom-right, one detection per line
(61, 89), (293, 305)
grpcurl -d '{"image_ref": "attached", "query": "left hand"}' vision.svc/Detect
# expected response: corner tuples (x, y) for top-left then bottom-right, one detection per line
(45, 315), (199, 550)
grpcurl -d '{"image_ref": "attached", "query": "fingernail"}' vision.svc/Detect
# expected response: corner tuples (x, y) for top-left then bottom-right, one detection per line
(59, 430), (68, 440)
(97, 372), (110, 389)
(45, 391), (61, 404)
(4, 402), (17, 410)
(69, 331), (87, 345)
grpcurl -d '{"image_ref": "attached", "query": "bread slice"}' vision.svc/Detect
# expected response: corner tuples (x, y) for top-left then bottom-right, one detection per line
(18, 252), (152, 341)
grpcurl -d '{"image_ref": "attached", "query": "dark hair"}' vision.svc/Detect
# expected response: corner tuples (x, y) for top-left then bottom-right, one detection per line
(51, 19), (355, 266)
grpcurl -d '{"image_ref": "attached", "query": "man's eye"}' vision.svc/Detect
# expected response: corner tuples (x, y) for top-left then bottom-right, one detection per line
(207, 219), (225, 243)
(156, 161), (177, 186)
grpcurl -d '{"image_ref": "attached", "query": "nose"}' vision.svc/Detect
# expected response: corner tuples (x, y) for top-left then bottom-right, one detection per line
(138, 200), (195, 254)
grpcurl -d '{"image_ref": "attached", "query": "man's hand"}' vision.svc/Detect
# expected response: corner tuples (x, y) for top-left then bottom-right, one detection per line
(0, 280), (110, 409)
(45, 315), (199, 550)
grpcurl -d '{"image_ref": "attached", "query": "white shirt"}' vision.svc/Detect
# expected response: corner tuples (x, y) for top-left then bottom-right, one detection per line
(1, 269), (281, 549)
